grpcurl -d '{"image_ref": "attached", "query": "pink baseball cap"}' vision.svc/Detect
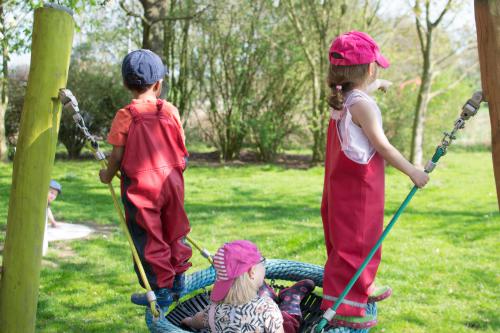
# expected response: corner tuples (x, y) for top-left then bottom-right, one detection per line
(329, 31), (389, 68)
(211, 240), (264, 302)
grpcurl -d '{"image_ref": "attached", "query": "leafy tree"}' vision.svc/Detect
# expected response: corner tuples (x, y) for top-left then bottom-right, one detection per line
(409, 0), (472, 166)
(196, 1), (283, 160)
(0, 0), (101, 161)
(61, 55), (129, 158)
(281, 0), (383, 162)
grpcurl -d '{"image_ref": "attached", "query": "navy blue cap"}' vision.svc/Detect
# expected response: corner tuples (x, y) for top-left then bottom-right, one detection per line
(49, 180), (62, 194)
(121, 49), (168, 86)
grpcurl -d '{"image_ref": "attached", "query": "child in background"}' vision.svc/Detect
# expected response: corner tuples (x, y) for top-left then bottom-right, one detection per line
(99, 49), (192, 311)
(181, 240), (315, 333)
(47, 179), (61, 228)
(43, 180), (61, 255)
(321, 31), (429, 328)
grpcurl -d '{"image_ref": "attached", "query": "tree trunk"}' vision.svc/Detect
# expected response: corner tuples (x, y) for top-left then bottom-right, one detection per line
(140, 0), (168, 58)
(475, 0), (500, 210)
(67, 145), (84, 159)
(410, 69), (432, 167)
(314, 22), (329, 162)
(163, 1), (192, 118)
(310, 71), (322, 162)
(411, 27), (433, 166)
(178, 16), (190, 117)
(0, 0), (8, 162)
(0, 102), (7, 162)
(0, 8), (74, 332)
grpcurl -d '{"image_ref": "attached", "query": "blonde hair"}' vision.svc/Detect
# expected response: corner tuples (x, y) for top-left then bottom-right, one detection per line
(222, 271), (260, 305)
(327, 64), (375, 110)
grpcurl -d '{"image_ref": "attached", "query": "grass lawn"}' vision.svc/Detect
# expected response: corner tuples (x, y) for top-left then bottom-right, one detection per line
(0, 150), (498, 332)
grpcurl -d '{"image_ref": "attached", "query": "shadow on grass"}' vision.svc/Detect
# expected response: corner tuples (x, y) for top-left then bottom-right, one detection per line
(463, 308), (499, 331)
(187, 202), (319, 225)
(382, 207), (499, 243)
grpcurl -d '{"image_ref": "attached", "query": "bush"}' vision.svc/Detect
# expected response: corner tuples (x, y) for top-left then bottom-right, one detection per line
(61, 61), (129, 158)
(5, 68), (28, 146)
(248, 78), (302, 162)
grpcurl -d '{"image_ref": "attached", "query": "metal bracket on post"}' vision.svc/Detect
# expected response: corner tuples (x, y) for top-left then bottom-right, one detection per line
(58, 88), (106, 161)
(461, 91), (483, 120)
(424, 91), (484, 173)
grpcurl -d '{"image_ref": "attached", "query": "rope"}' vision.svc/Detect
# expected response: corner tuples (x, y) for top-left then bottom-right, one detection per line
(58, 89), (213, 317)
(186, 235), (213, 265)
(58, 89), (160, 317)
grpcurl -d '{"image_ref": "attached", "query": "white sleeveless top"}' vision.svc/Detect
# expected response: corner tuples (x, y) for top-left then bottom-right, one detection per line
(330, 89), (383, 164)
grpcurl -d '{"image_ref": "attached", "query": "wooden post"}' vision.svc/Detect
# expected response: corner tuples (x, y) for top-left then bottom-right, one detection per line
(0, 5), (74, 333)
(475, 0), (500, 210)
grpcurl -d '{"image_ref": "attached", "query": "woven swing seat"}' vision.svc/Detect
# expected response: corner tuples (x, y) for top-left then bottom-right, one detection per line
(145, 259), (377, 333)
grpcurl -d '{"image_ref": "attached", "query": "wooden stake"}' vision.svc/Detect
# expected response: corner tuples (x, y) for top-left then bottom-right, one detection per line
(475, 0), (500, 210)
(0, 6), (74, 333)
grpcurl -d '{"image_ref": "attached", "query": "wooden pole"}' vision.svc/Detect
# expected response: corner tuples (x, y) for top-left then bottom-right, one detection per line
(0, 5), (74, 333)
(475, 0), (500, 210)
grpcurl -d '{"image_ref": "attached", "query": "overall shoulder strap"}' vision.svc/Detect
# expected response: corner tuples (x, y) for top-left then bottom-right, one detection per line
(126, 104), (142, 122)
(155, 99), (164, 113)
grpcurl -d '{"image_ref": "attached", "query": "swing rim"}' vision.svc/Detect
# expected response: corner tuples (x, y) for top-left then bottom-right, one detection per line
(145, 259), (377, 333)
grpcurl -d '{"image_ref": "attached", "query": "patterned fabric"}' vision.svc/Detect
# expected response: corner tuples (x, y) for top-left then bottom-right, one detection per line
(202, 296), (284, 333)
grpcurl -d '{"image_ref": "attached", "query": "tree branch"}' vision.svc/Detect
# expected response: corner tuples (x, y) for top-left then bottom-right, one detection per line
(432, 41), (476, 68)
(425, 0), (431, 28)
(431, 0), (452, 28)
(120, 1), (209, 26)
(428, 62), (478, 100)
(161, 5), (210, 23)
(304, 0), (322, 38)
(119, 0), (150, 25)
(366, 0), (382, 28)
(283, 0), (316, 74)
(414, 9), (426, 56)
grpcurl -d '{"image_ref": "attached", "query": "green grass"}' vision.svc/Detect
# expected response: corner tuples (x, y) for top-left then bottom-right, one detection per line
(0, 151), (498, 332)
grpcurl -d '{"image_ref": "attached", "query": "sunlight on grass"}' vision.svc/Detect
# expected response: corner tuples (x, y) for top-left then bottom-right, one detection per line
(0, 151), (498, 332)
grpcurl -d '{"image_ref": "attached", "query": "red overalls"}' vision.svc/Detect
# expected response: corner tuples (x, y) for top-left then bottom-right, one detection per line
(120, 99), (192, 290)
(320, 115), (385, 317)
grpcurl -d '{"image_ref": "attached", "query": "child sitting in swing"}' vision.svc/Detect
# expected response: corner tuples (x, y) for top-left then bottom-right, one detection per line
(181, 240), (315, 333)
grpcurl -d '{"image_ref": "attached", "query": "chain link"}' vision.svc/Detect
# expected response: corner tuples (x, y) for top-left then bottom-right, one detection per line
(59, 89), (106, 160)
(436, 92), (482, 156)
(72, 113), (97, 146)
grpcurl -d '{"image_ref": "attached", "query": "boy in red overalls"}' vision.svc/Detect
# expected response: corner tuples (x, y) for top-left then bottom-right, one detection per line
(99, 49), (192, 311)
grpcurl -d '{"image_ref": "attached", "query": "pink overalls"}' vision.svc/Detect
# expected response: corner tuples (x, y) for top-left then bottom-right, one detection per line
(120, 99), (192, 290)
(320, 97), (385, 317)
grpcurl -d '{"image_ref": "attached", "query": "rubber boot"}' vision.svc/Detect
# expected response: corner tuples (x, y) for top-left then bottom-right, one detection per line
(131, 288), (174, 312)
(368, 285), (392, 303)
(329, 314), (377, 329)
(258, 281), (279, 302)
(171, 274), (186, 300)
(278, 279), (315, 316)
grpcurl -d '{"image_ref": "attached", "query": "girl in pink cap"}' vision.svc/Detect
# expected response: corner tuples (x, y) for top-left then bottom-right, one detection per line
(181, 240), (315, 333)
(321, 31), (429, 328)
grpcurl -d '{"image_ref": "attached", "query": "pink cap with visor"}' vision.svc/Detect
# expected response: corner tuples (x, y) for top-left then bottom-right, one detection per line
(211, 240), (263, 302)
(329, 31), (390, 68)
